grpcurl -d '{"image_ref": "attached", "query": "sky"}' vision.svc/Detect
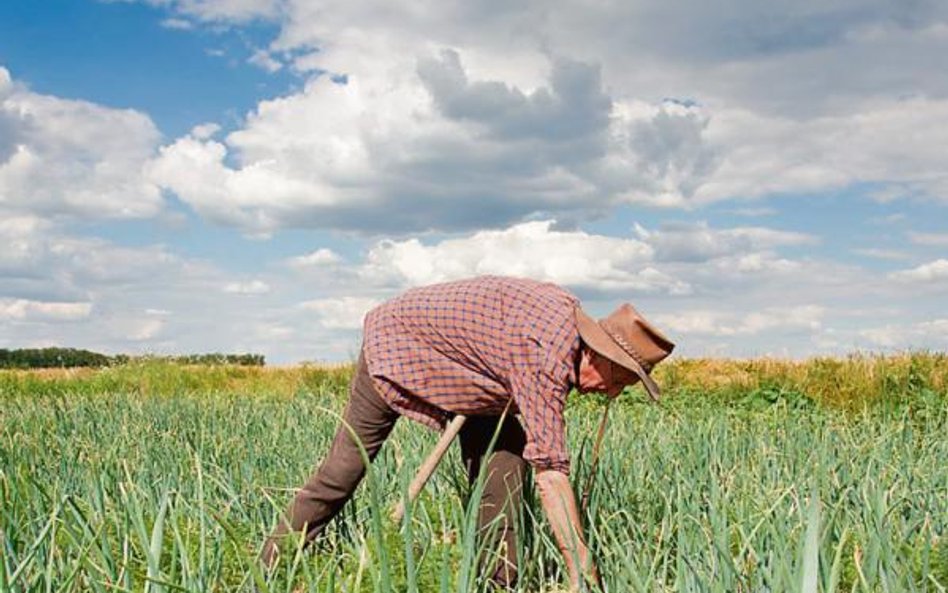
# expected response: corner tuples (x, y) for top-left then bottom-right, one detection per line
(1, 0), (947, 363)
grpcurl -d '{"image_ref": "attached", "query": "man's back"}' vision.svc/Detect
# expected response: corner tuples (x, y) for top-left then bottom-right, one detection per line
(362, 275), (580, 472)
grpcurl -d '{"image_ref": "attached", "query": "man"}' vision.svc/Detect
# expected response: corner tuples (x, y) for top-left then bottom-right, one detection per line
(261, 275), (674, 590)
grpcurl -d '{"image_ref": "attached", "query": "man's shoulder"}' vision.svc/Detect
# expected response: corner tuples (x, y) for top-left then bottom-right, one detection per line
(408, 274), (565, 293)
(365, 276), (579, 332)
(461, 275), (579, 307)
(376, 275), (575, 304)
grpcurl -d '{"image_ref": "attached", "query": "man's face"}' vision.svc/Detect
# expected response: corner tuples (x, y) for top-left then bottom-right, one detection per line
(577, 347), (637, 398)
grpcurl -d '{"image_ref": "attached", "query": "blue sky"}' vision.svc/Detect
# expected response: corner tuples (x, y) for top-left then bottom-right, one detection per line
(0, 0), (295, 137)
(1, 0), (947, 362)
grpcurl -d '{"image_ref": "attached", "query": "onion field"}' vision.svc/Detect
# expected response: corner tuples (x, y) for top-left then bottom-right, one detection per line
(2, 355), (947, 592)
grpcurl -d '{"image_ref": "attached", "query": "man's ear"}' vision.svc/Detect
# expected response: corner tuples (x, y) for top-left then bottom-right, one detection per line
(578, 345), (592, 369)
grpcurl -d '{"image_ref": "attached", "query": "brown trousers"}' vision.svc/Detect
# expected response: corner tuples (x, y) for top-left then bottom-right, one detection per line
(262, 355), (527, 588)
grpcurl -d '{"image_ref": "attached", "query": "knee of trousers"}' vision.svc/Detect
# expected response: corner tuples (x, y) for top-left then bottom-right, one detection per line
(297, 472), (359, 507)
(480, 520), (519, 588)
(489, 556), (519, 590)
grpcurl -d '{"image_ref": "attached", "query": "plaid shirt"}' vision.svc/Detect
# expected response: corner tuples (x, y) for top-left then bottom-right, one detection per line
(362, 276), (581, 474)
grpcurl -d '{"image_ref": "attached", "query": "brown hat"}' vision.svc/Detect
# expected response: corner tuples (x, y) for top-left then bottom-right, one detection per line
(575, 303), (675, 401)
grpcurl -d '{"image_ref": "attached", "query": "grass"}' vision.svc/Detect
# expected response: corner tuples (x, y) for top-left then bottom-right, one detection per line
(1, 352), (946, 591)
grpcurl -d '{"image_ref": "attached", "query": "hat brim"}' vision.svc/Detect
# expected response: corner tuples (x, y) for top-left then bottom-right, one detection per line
(575, 308), (662, 401)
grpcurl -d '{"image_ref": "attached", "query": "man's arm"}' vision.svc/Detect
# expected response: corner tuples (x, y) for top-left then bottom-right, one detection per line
(534, 469), (601, 591)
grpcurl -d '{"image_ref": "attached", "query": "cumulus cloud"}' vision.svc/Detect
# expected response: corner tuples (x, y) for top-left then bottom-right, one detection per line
(0, 214), (185, 306)
(0, 299), (92, 322)
(124, 318), (166, 341)
(288, 248), (342, 267)
(851, 248), (912, 261)
(135, 0), (948, 235)
(417, 49), (611, 145)
(190, 122), (221, 140)
(694, 98), (948, 204)
(300, 296), (380, 329)
(0, 215), (51, 276)
(248, 49), (284, 72)
(262, 0), (948, 99)
(8, 0), (948, 360)
(655, 305), (825, 337)
(223, 280), (271, 294)
(859, 318), (948, 349)
(0, 218), (357, 358)
(138, 0), (280, 23)
(0, 67), (164, 221)
(160, 17), (195, 30)
(633, 221), (816, 263)
(602, 99), (718, 206)
(280, 218), (846, 325)
(889, 259), (948, 282)
(145, 133), (337, 234)
(144, 48), (732, 234)
(354, 219), (690, 294)
(909, 232), (948, 246)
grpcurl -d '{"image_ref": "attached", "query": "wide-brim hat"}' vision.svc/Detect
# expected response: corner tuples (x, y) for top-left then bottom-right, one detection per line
(575, 304), (675, 401)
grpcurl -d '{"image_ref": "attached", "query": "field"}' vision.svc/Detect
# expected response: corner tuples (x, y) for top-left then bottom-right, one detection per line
(2, 354), (947, 592)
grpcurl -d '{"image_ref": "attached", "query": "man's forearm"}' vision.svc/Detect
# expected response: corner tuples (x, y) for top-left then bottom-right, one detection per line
(534, 469), (599, 590)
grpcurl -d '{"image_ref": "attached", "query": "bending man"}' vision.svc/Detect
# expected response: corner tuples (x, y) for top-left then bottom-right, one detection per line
(261, 275), (674, 590)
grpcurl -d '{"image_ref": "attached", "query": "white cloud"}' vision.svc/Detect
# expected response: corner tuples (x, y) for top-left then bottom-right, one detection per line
(140, 0), (279, 23)
(135, 41), (728, 234)
(271, 0), (948, 212)
(0, 299), (92, 321)
(190, 122), (220, 140)
(633, 221), (816, 263)
(599, 99), (718, 206)
(355, 219), (690, 294)
(146, 51), (624, 234)
(126, 318), (165, 341)
(851, 248), (912, 261)
(160, 17), (195, 30)
(0, 215), (187, 308)
(890, 259), (948, 282)
(656, 305), (825, 337)
(859, 319), (948, 349)
(51, 238), (179, 285)
(0, 215), (51, 275)
(909, 232), (948, 247)
(0, 67), (164, 221)
(300, 296), (380, 329)
(223, 280), (271, 294)
(730, 207), (778, 217)
(288, 248), (342, 267)
(262, 0), (948, 109)
(6, 0), (948, 361)
(729, 252), (802, 274)
(136, 0), (948, 235)
(870, 213), (908, 225)
(248, 49), (283, 72)
(145, 132), (342, 234)
(0, 220), (330, 357)
(694, 98), (948, 204)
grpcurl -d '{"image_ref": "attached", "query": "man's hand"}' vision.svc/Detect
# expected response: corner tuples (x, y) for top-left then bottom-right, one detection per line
(534, 469), (601, 591)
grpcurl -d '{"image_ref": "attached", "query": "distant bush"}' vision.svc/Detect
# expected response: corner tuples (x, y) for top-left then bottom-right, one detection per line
(122, 353), (266, 367)
(0, 348), (265, 369)
(0, 348), (111, 369)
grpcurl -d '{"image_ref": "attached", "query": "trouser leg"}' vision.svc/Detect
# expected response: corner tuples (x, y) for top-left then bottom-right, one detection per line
(459, 414), (528, 589)
(261, 354), (398, 566)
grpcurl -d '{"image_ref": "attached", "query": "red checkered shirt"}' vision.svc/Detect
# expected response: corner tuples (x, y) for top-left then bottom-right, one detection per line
(362, 276), (581, 474)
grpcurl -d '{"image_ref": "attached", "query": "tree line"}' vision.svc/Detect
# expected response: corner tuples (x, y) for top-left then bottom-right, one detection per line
(0, 348), (265, 369)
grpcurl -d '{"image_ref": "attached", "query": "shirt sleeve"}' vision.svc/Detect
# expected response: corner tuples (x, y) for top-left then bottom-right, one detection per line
(509, 326), (579, 475)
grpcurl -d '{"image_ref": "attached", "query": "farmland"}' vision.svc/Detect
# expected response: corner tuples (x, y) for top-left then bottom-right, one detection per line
(1, 354), (947, 592)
